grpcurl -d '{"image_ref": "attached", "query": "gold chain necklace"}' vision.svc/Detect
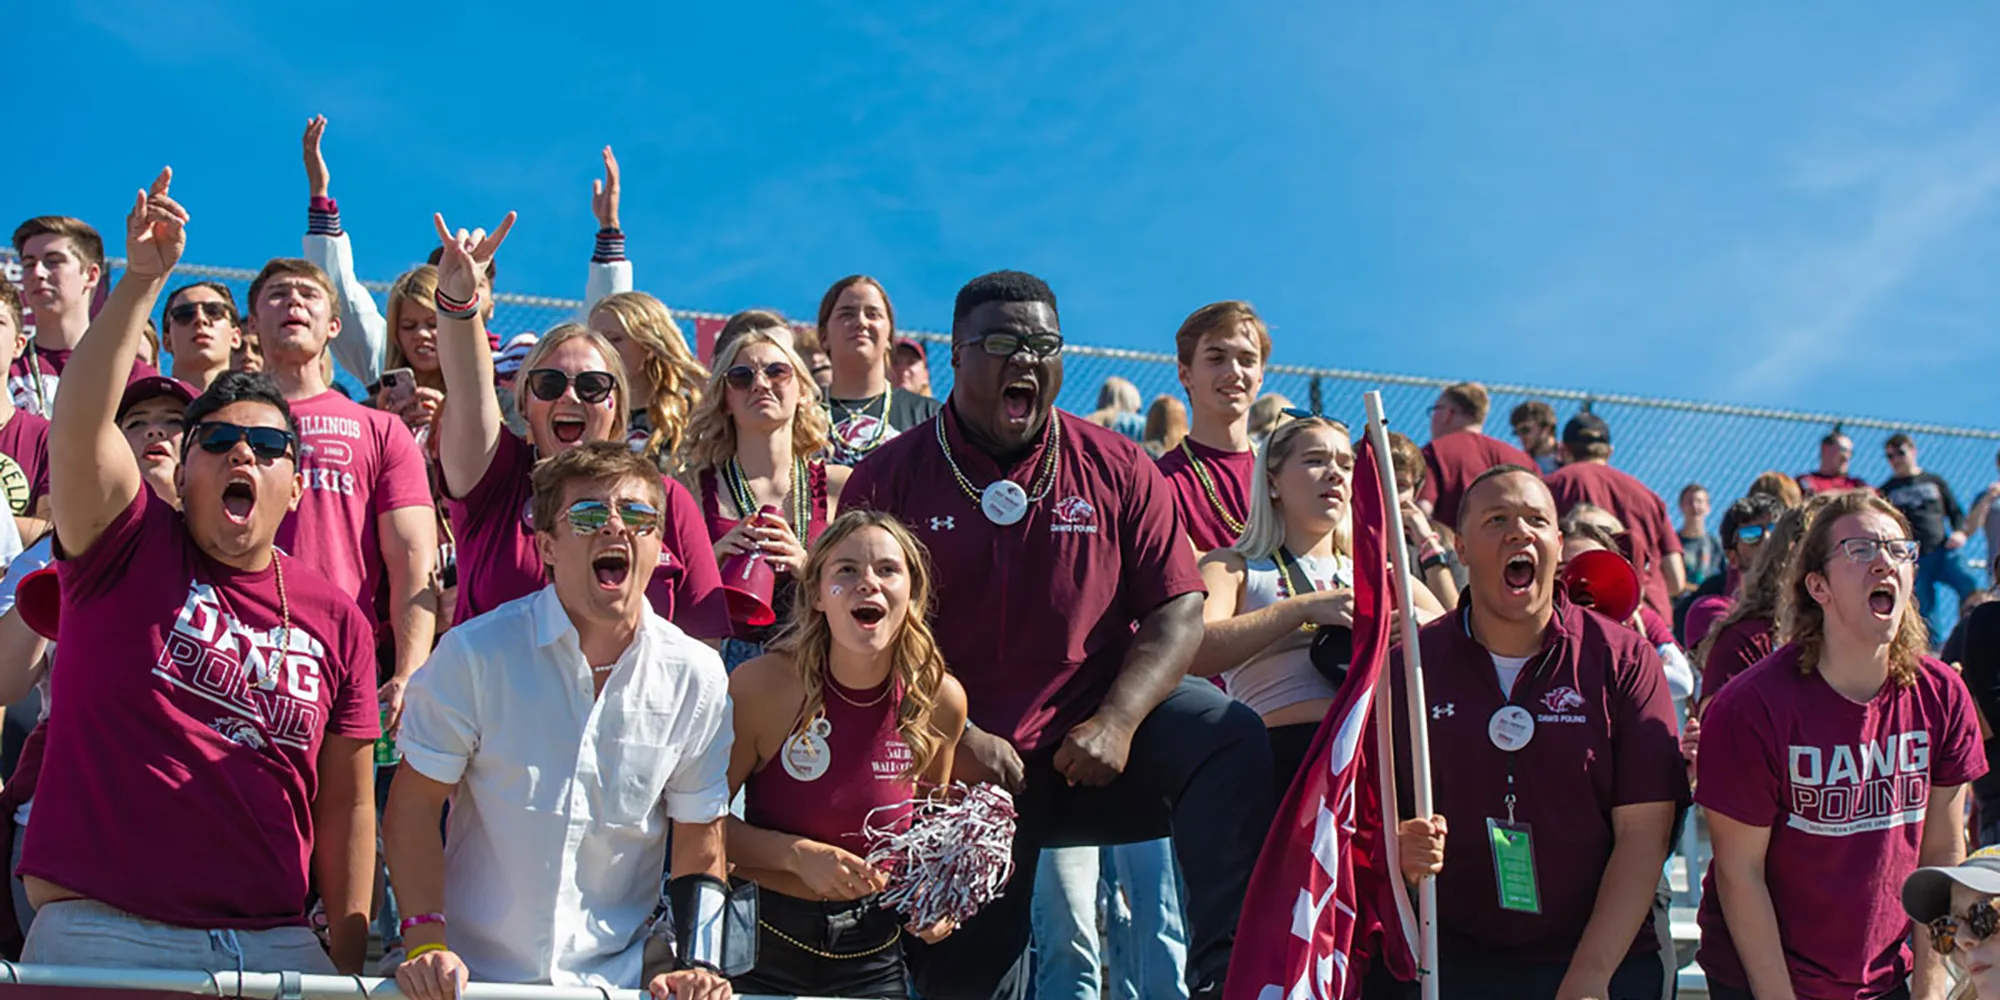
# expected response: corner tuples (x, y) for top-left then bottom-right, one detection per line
(826, 671), (894, 709)
(760, 919), (901, 958)
(834, 389), (894, 457)
(1179, 439), (1245, 537)
(935, 413), (1062, 508)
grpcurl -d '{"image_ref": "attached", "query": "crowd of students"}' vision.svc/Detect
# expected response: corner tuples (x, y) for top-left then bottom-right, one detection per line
(3, 122), (2000, 1000)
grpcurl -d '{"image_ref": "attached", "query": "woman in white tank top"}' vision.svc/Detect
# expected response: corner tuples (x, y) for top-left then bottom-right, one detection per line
(1188, 416), (1443, 800)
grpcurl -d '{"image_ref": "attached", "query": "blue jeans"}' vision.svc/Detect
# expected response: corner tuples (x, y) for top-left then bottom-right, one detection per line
(1103, 839), (1189, 1000)
(1031, 846), (1101, 1000)
(1916, 546), (1981, 648)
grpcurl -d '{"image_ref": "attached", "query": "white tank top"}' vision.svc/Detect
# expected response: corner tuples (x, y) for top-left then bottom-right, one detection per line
(1225, 551), (1354, 718)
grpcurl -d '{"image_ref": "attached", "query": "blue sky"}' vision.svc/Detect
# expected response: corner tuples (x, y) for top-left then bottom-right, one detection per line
(13, 2), (2000, 428)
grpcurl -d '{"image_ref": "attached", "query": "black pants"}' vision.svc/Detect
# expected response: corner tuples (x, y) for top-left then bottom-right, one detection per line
(905, 678), (1273, 1000)
(1267, 721), (1320, 804)
(1418, 947), (1664, 1000)
(732, 888), (907, 999)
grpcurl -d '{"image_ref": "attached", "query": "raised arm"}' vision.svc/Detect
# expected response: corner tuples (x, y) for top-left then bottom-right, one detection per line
(299, 116), (387, 385)
(584, 145), (634, 311)
(431, 212), (515, 497)
(50, 170), (183, 556)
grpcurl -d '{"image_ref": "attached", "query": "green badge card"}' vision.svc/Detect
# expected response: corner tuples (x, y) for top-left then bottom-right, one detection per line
(1486, 818), (1541, 914)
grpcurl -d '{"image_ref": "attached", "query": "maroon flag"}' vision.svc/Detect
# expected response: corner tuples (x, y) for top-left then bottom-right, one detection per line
(1223, 433), (1419, 1000)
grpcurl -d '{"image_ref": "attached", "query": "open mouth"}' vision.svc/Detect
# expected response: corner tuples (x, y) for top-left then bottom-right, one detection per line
(551, 416), (588, 444)
(221, 479), (255, 524)
(1502, 553), (1536, 594)
(850, 604), (888, 629)
(144, 442), (175, 462)
(1867, 582), (1897, 618)
(1001, 379), (1038, 424)
(592, 551), (631, 590)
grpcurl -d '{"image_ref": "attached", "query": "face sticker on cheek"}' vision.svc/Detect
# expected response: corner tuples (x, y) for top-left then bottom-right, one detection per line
(830, 584), (845, 597)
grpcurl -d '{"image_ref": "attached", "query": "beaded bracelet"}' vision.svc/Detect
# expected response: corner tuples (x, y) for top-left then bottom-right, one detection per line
(405, 942), (449, 960)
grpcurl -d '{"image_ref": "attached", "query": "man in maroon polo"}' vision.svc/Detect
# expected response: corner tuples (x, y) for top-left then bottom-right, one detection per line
(1390, 465), (1686, 1000)
(1155, 301), (1270, 553)
(1544, 412), (1685, 620)
(1420, 381), (1538, 532)
(842, 271), (1272, 1000)
(1796, 429), (1870, 496)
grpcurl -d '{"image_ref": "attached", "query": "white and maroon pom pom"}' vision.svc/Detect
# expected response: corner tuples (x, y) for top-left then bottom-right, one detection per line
(862, 781), (1018, 928)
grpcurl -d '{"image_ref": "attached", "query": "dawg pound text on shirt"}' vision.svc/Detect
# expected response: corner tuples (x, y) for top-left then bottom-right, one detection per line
(1787, 731), (1930, 836)
(157, 581), (329, 753)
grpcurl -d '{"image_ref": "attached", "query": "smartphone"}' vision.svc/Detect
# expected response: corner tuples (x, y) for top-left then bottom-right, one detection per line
(380, 367), (416, 408)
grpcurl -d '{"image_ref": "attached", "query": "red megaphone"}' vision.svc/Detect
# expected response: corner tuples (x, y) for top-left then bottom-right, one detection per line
(1562, 548), (1641, 622)
(16, 566), (60, 642)
(720, 505), (782, 627)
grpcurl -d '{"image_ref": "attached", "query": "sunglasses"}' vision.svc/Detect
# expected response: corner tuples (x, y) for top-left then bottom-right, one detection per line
(561, 499), (661, 536)
(724, 362), (795, 392)
(1834, 537), (1920, 565)
(168, 301), (233, 326)
(976, 332), (1064, 360)
(1930, 898), (2000, 955)
(187, 422), (296, 462)
(1735, 524), (1771, 546)
(525, 369), (616, 405)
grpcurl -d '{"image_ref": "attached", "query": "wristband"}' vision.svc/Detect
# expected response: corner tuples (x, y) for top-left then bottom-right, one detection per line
(405, 942), (449, 961)
(434, 288), (480, 321)
(1420, 552), (1449, 574)
(400, 912), (446, 934)
(1415, 538), (1443, 563)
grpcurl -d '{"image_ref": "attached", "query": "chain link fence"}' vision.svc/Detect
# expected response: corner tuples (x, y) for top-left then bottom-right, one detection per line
(10, 251), (1998, 620)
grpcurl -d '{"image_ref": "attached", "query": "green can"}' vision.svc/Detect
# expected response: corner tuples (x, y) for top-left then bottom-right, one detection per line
(374, 702), (400, 766)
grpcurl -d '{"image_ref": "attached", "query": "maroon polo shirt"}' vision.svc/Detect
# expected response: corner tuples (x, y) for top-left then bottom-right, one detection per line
(1545, 461), (1683, 620)
(1390, 598), (1688, 963)
(1419, 430), (1538, 529)
(1698, 615), (1774, 706)
(842, 404), (1205, 752)
(1155, 437), (1255, 552)
(1797, 471), (1872, 496)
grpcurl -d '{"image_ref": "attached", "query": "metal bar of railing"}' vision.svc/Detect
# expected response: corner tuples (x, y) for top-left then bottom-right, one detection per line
(0, 963), (824, 1000)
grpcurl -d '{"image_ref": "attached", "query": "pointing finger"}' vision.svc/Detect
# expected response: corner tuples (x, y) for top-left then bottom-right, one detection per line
(150, 167), (172, 198)
(433, 213), (453, 244)
(486, 211), (518, 251)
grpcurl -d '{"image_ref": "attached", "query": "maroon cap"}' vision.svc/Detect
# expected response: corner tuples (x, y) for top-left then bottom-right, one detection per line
(892, 337), (926, 360)
(117, 376), (197, 420)
(16, 566), (59, 642)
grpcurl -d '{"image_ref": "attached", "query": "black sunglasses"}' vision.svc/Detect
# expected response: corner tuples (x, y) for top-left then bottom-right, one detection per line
(1930, 898), (2000, 955)
(168, 301), (233, 326)
(187, 422), (296, 462)
(724, 362), (795, 392)
(526, 369), (617, 405)
(976, 332), (1063, 360)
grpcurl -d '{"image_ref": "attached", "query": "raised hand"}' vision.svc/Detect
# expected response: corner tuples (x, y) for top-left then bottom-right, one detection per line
(591, 146), (621, 230)
(125, 168), (189, 280)
(303, 115), (331, 197)
(430, 211), (517, 306)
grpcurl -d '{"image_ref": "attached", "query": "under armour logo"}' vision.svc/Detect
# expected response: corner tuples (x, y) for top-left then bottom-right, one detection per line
(929, 516), (956, 531)
(1431, 703), (1455, 720)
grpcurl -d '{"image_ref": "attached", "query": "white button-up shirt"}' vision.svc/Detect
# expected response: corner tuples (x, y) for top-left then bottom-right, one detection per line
(399, 585), (732, 987)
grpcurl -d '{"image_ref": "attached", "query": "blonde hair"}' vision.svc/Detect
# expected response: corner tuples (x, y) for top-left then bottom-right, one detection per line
(766, 511), (950, 781)
(1777, 491), (1931, 685)
(512, 323), (632, 441)
(677, 327), (830, 474)
(1232, 416), (1354, 562)
(384, 265), (442, 390)
(1174, 300), (1273, 367)
(1441, 382), (1490, 423)
(528, 440), (666, 541)
(590, 292), (707, 464)
(1749, 470), (1804, 508)
(1248, 394), (1294, 441)
(1143, 395), (1188, 453)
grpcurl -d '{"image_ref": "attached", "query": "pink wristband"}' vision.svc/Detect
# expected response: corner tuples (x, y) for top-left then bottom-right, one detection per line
(400, 912), (446, 934)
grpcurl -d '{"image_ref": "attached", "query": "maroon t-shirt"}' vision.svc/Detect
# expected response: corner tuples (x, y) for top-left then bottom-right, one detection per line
(278, 392), (432, 629)
(1695, 644), (1986, 999)
(21, 490), (379, 928)
(1155, 438), (1255, 552)
(1419, 430), (1538, 531)
(8, 347), (160, 418)
(842, 405), (1205, 751)
(1797, 472), (1872, 496)
(1389, 599), (1688, 962)
(1545, 461), (1684, 621)
(444, 432), (729, 638)
(0, 409), (51, 516)
(743, 674), (915, 857)
(1698, 616), (1774, 706)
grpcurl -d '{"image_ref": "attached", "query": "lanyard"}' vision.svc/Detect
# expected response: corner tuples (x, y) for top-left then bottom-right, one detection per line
(1463, 607), (1556, 824)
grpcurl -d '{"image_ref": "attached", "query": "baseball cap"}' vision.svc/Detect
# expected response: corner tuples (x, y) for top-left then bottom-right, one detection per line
(893, 337), (926, 360)
(1905, 845), (2000, 924)
(16, 566), (60, 642)
(494, 332), (540, 378)
(116, 376), (197, 420)
(1562, 412), (1611, 449)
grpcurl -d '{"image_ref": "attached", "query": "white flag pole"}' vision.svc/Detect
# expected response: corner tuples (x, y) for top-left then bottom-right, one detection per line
(1363, 390), (1440, 1000)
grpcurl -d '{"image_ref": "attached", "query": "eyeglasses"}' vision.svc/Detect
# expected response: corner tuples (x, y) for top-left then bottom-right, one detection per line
(525, 369), (617, 405)
(1930, 899), (2000, 954)
(561, 499), (661, 536)
(1834, 537), (1920, 565)
(724, 362), (795, 392)
(976, 332), (1064, 360)
(187, 422), (296, 462)
(1886, 447), (1913, 458)
(168, 301), (233, 326)
(1734, 524), (1771, 546)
